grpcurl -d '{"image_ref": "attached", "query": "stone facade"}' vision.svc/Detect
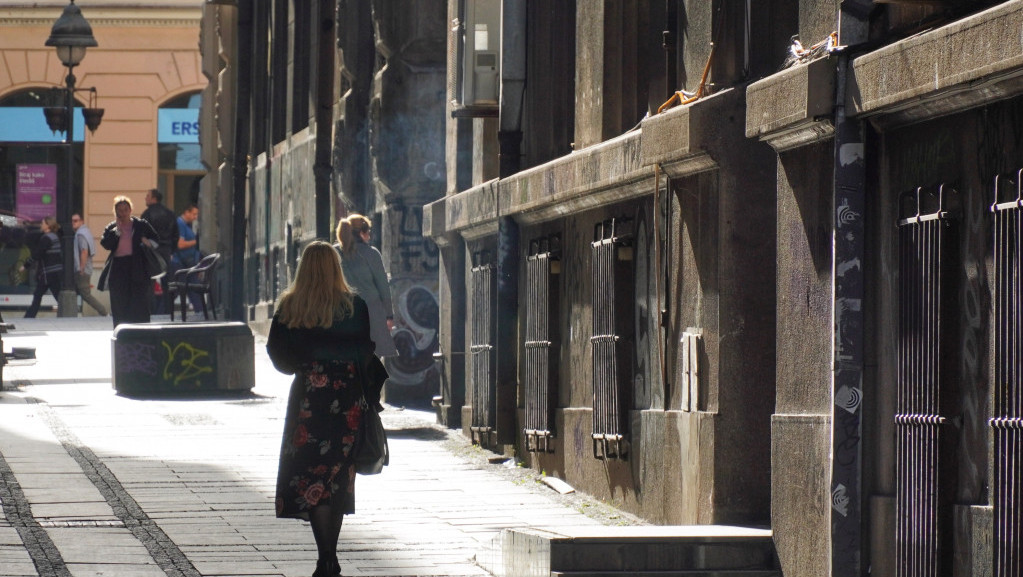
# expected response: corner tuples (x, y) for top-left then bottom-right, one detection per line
(203, 1), (1023, 575)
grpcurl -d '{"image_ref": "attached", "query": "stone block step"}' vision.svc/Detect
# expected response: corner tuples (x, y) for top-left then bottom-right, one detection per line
(481, 525), (778, 577)
(551, 571), (782, 577)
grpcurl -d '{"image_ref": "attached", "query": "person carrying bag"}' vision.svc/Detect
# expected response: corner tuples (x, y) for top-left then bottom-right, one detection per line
(266, 241), (389, 577)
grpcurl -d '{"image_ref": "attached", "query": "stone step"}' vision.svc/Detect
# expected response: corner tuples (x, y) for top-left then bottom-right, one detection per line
(551, 571), (782, 577)
(480, 525), (778, 577)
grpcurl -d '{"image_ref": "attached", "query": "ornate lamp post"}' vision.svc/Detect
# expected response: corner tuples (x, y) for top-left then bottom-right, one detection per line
(44, 0), (101, 317)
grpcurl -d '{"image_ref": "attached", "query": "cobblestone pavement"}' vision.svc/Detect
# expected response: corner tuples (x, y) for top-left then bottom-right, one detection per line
(0, 316), (642, 577)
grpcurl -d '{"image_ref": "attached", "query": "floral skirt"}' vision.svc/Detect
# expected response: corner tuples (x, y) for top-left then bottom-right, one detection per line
(276, 359), (366, 520)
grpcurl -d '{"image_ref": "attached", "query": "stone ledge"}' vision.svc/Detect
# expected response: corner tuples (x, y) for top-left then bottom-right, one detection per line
(640, 89), (743, 178)
(432, 131), (651, 237)
(480, 526), (778, 577)
(850, 0), (1023, 128)
(746, 56), (836, 151)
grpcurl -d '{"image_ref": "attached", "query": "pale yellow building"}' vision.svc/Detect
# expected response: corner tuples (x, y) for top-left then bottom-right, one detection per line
(0, 1), (205, 306)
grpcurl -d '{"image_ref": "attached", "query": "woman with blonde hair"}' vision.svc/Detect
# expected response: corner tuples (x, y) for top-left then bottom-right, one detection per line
(99, 195), (160, 327)
(334, 214), (397, 357)
(267, 241), (387, 577)
(21, 216), (63, 318)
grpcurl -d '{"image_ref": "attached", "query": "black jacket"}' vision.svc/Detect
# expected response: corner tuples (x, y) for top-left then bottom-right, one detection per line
(140, 202), (178, 260)
(99, 217), (160, 285)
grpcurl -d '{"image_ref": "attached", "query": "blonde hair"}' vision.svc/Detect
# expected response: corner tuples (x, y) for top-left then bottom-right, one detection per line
(276, 241), (355, 328)
(335, 213), (371, 257)
(113, 195), (133, 214)
(41, 216), (60, 233)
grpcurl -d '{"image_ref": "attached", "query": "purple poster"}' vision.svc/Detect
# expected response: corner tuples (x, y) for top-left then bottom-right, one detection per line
(16, 164), (58, 221)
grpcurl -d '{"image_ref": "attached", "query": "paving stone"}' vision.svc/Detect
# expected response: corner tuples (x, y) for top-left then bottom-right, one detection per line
(0, 317), (645, 577)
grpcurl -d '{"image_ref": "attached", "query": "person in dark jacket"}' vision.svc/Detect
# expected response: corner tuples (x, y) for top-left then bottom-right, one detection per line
(21, 216), (63, 318)
(99, 196), (160, 327)
(140, 188), (178, 313)
(267, 241), (387, 577)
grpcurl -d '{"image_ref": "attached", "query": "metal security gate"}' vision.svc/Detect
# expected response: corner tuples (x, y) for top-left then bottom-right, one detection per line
(470, 252), (497, 447)
(590, 218), (632, 460)
(992, 172), (1023, 577)
(895, 185), (958, 577)
(524, 236), (560, 453)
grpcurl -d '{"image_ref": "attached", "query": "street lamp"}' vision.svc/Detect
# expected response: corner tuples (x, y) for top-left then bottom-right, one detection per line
(44, 0), (100, 317)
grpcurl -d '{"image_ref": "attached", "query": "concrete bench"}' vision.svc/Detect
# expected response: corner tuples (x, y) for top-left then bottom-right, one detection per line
(111, 321), (254, 396)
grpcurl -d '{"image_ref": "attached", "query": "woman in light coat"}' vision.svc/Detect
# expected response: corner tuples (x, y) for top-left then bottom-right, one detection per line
(334, 214), (398, 357)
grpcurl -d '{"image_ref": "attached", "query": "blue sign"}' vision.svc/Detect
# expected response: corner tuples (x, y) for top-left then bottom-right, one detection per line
(158, 109), (200, 143)
(0, 108), (85, 143)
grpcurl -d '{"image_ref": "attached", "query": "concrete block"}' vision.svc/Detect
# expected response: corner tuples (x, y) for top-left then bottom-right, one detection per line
(111, 322), (254, 396)
(746, 56), (836, 152)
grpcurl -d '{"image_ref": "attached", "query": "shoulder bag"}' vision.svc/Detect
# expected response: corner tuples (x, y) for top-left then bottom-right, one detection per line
(354, 403), (388, 475)
(141, 241), (167, 279)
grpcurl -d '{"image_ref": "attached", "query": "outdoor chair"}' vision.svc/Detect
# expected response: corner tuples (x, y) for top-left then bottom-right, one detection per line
(168, 252), (220, 322)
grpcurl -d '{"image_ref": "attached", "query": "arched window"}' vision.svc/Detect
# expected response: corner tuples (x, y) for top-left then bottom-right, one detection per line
(0, 88), (86, 304)
(0, 88), (85, 219)
(157, 92), (204, 213)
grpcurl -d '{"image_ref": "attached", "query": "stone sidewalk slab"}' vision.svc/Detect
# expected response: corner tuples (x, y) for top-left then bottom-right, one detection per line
(0, 317), (645, 576)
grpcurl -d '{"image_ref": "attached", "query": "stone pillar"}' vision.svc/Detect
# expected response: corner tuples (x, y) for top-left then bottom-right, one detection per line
(369, 0), (447, 404)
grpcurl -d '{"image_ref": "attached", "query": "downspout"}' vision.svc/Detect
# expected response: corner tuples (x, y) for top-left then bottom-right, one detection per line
(264, 5), (276, 299)
(230, 2), (252, 321)
(830, 50), (866, 577)
(313, 0), (335, 240)
(498, 0), (525, 178)
(494, 0), (525, 443)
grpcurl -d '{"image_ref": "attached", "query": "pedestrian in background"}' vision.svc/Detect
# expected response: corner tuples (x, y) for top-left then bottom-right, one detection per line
(99, 196), (160, 327)
(71, 213), (108, 316)
(21, 216), (62, 318)
(334, 214), (398, 358)
(139, 189), (178, 314)
(266, 241), (387, 577)
(170, 204), (203, 313)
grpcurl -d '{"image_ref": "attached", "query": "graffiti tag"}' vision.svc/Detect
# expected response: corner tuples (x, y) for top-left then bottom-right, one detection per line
(162, 341), (214, 386)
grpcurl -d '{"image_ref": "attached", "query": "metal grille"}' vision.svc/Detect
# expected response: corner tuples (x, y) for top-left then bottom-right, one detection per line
(590, 218), (631, 460)
(992, 172), (1023, 577)
(470, 252), (496, 447)
(895, 185), (956, 577)
(524, 236), (559, 453)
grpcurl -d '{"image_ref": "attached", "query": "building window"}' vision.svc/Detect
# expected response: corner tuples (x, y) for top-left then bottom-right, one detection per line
(895, 184), (959, 575)
(992, 171), (1023, 576)
(0, 89), (85, 305)
(470, 250), (497, 448)
(157, 92), (204, 214)
(449, 0), (500, 117)
(590, 217), (633, 460)
(523, 235), (560, 453)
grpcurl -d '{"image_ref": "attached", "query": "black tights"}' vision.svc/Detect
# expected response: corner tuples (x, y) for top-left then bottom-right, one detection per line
(310, 505), (343, 574)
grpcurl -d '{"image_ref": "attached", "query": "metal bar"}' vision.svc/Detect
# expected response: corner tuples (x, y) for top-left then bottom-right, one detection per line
(896, 186), (953, 577)
(992, 184), (1023, 576)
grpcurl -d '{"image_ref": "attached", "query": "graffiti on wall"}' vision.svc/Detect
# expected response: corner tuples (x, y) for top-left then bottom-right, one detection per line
(386, 279), (439, 388)
(162, 341), (214, 386)
(395, 204), (439, 275)
(116, 339), (214, 388)
(384, 204), (440, 393)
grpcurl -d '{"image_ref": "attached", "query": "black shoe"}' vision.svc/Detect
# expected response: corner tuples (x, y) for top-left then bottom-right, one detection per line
(312, 558), (341, 577)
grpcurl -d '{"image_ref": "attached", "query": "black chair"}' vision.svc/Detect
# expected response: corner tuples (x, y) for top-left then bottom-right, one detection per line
(168, 253), (220, 322)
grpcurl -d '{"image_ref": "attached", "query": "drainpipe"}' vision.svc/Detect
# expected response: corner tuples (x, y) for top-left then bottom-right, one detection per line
(498, 0), (525, 178)
(230, 2), (252, 321)
(313, 0), (335, 240)
(830, 51), (866, 577)
(493, 0), (524, 444)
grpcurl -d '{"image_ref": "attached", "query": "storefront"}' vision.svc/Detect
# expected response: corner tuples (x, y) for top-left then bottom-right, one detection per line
(0, 1), (205, 309)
